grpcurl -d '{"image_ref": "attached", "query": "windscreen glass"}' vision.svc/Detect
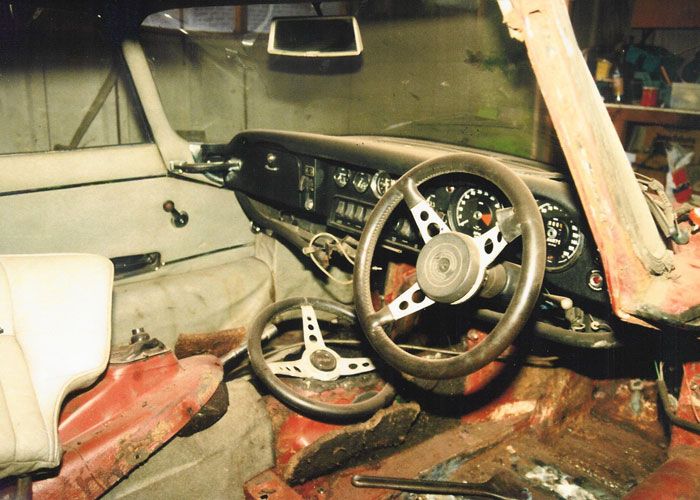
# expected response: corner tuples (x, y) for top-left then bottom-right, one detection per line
(140, 2), (561, 164)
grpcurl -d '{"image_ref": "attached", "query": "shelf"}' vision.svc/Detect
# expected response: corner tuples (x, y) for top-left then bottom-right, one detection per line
(631, 0), (700, 29)
(605, 103), (700, 142)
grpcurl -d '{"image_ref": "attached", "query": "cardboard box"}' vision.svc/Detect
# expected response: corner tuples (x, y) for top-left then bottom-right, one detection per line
(671, 83), (700, 112)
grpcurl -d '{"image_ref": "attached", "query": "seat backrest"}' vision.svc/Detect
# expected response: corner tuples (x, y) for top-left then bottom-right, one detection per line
(0, 254), (113, 479)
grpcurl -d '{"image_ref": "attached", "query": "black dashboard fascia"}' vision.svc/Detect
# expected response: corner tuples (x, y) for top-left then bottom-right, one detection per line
(208, 130), (607, 309)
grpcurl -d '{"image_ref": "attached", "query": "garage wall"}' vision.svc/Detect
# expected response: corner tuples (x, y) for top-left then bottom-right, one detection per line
(0, 40), (147, 155)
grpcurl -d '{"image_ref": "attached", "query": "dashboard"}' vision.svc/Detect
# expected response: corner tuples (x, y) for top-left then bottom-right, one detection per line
(204, 130), (608, 310)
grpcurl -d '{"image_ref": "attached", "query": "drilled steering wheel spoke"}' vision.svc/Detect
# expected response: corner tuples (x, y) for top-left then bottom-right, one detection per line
(400, 179), (450, 243)
(272, 304), (380, 382)
(301, 304), (326, 350)
(473, 224), (509, 267)
(337, 357), (376, 377)
(271, 349), (375, 382)
(248, 298), (396, 420)
(269, 360), (309, 379)
(386, 282), (435, 321)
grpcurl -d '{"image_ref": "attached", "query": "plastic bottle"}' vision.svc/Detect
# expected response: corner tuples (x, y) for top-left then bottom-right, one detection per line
(612, 67), (624, 103)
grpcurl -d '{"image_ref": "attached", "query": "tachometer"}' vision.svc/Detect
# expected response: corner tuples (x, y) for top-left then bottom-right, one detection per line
(539, 202), (584, 271)
(449, 187), (502, 237)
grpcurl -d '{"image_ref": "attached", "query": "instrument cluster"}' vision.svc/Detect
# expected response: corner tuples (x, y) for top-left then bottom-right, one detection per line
(330, 166), (586, 272)
(422, 183), (584, 273)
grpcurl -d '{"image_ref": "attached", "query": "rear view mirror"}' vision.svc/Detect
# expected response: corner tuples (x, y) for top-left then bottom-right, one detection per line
(267, 16), (363, 57)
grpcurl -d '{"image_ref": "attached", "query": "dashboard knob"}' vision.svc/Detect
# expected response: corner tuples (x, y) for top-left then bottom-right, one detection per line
(265, 153), (279, 171)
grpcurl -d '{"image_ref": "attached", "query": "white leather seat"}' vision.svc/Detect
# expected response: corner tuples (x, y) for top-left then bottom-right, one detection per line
(0, 254), (113, 479)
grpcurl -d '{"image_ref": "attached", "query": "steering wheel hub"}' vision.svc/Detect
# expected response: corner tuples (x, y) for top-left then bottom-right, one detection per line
(310, 349), (337, 371)
(416, 232), (481, 303)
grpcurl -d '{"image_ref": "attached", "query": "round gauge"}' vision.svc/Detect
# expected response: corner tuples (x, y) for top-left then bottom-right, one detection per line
(539, 202), (584, 271)
(333, 167), (351, 188)
(370, 171), (394, 199)
(426, 190), (449, 223)
(352, 171), (371, 193)
(449, 187), (503, 237)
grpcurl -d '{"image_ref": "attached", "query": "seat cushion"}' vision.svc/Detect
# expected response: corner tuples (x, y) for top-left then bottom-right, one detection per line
(0, 337), (51, 477)
(0, 254), (113, 478)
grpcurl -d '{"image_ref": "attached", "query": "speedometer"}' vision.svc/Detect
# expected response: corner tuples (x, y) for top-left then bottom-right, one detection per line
(449, 187), (502, 237)
(539, 202), (584, 271)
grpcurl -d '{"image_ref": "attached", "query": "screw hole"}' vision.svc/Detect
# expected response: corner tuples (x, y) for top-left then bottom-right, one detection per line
(293, 366), (301, 373)
(399, 301), (409, 310)
(309, 334), (318, 341)
(484, 239), (494, 254)
(411, 289), (425, 303)
(427, 223), (440, 237)
(362, 362), (370, 367)
(349, 363), (358, 369)
(420, 211), (429, 221)
(496, 232), (503, 242)
(308, 324), (315, 330)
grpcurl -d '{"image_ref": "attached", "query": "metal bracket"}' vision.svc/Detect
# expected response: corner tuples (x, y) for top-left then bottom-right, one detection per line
(110, 328), (169, 364)
(495, 207), (521, 243)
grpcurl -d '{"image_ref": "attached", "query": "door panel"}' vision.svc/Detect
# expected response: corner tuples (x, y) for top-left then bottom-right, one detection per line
(0, 144), (163, 193)
(0, 175), (253, 263)
(1, 144), (272, 346)
(1, 8), (272, 349)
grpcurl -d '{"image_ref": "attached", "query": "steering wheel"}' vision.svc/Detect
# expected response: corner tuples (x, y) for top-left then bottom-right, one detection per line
(354, 153), (546, 380)
(248, 297), (396, 421)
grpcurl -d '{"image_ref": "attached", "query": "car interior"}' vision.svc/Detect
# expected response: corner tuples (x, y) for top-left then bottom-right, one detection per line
(1, 1), (699, 499)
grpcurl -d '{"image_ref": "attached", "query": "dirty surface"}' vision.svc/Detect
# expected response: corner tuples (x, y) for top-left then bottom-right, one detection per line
(246, 364), (672, 500)
(32, 354), (223, 499)
(442, 418), (666, 499)
(287, 406), (666, 499)
(283, 402), (421, 484)
(174, 327), (246, 358)
(293, 417), (528, 499)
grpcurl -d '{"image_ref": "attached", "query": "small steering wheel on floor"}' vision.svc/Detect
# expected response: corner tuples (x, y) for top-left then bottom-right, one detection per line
(247, 297), (396, 421)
